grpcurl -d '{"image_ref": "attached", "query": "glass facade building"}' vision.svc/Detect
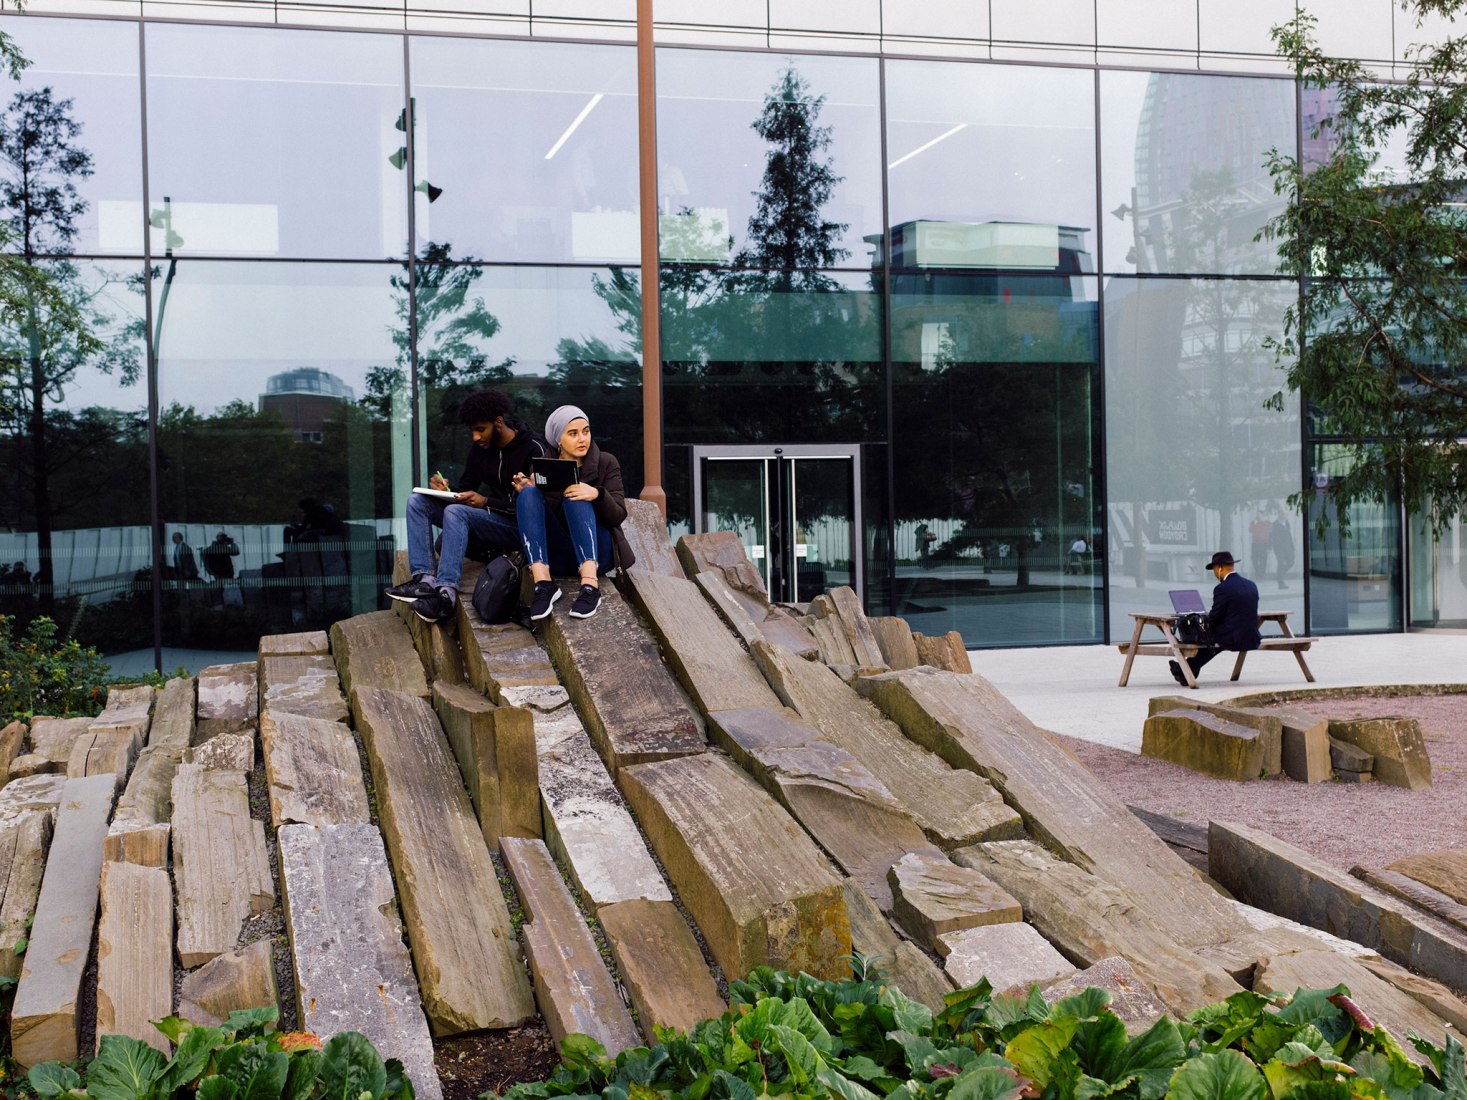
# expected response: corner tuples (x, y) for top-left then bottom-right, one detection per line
(2, 1), (1461, 671)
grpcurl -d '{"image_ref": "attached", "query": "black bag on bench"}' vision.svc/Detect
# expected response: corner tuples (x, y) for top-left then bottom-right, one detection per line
(1173, 612), (1213, 646)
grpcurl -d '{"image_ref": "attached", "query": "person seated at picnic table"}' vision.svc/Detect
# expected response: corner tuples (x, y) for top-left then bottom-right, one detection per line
(510, 404), (635, 622)
(1170, 550), (1261, 685)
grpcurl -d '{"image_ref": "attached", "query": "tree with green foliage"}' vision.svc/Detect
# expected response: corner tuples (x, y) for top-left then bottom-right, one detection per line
(1261, 2), (1467, 534)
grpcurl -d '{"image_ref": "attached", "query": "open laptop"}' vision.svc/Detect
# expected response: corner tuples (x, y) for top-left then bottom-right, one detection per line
(1168, 589), (1207, 614)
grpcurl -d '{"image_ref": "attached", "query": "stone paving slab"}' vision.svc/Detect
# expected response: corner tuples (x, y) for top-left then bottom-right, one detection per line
(259, 655), (348, 724)
(198, 662), (259, 741)
(0, 811), (52, 979)
(331, 610), (431, 701)
(94, 860), (172, 1054)
(938, 922), (1075, 993)
(433, 681), (540, 845)
(599, 899), (725, 1040)
(179, 939), (278, 1028)
(259, 709), (370, 828)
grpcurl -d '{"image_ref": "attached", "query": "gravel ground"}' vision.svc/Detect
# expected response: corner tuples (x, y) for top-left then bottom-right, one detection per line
(1055, 693), (1466, 873)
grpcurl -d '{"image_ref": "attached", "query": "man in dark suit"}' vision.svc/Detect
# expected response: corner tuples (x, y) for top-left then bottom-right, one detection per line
(1170, 550), (1261, 685)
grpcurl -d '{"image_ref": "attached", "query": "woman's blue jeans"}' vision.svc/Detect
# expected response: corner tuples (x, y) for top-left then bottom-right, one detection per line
(516, 486), (613, 577)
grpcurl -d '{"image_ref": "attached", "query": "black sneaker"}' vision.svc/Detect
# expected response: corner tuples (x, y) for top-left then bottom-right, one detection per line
(569, 584), (601, 619)
(528, 581), (560, 621)
(411, 589), (457, 624)
(385, 577), (435, 603)
(1168, 660), (1188, 686)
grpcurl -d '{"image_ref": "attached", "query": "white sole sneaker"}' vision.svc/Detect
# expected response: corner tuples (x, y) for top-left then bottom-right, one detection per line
(528, 585), (561, 621)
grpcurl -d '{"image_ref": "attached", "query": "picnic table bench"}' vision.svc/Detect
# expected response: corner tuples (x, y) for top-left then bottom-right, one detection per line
(1116, 610), (1318, 689)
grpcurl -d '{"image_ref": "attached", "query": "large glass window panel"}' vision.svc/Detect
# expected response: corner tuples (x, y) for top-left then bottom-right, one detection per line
(145, 25), (406, 260)
(890, 272), (1102, 647)
(1101, 71), (1295, 275)
(657, 50), (880, 267)
(1408, 508), (1467, 629)
(155, 261), (403, 658)
(1306, 444), (1402, 632)
(1103, 276), (1303, 633)
(0, 17), (142, 256)
(408, 38), (637, 264)
(661, 270), (883, 445)
(885, 61), (1095, 260)
(416, 264), (643, 490)
(0, 260), (149, 658)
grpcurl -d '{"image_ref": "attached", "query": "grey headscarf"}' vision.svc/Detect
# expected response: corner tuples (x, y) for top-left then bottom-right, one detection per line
(545, 405), (589, 453)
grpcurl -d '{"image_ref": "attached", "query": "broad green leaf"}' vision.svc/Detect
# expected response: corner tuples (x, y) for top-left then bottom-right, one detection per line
(155, 1025), (228, 1096)
(559, 1035), (610, 1074)
(1109, 1016), (1187, 1100)
(1167, 1051), (1267, 1100)
(89, 1034), (170, 1100)
(817, 1069), (883, 1100)
(1440, 1035), (1466, 1100)
(319, 1032), (388, 1100)
(713, 1068), (757, 1100)
(882, 987), (934, 1037)
(1351, 1050), (1440, 1100)
(284, 1050), (327, 1100)
(222, 1007), (281, 1040)
(982, 994), (1036, 1034)
(891, 1031), (942, 1075)
(28, 1062), (82, 1099)
(1076, 1073), (1131, 1100)
(1002, 1018), (1080, 1089)
(1277, 989), (1348, 1032)
(199, 1076), (242, 1100)
(771, 1023), (828, 1084)
(216, 1041), (290, 1100)
(152, 1017), (193, 1044)
(1069, 1013), (1128, 1081)
(947, 1065), (1026, 1100)
(837, 1055), (891, 1082)
(1051, 988), (1112, 1023)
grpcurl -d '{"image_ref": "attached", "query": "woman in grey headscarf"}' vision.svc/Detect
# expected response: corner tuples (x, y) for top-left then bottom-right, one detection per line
(510, 404), (636, 621)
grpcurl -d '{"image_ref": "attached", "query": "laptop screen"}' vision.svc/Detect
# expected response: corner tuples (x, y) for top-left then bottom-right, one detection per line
(1168, 589), (1206, 614)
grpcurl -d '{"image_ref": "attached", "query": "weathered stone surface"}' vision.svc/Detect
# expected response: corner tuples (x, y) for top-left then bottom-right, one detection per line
(1209, 820), (1467, 996)
(1329, 735), (1374, 775)
(859, 667), (1248, 947)
(938, 923), (1075, 993)
(806, 608), (858, 666)
(708, 706), (936, 909)
(91, 685), (155, 749)
(1353, 867), (1467, 936)
(95, 861), (172, 1054)
(184, 731), (256, 772)
(458, 602), (559, 701)
(694, 572), (768, 651)
(1358, 956), (1467, 1035)
(259, 655), (348, 724)
(28, 716), (92, 770)
(172, 764), (274, 967)
(0, 719), (27, 786)
(955, 839), (1242, 1014)
(350, 685), (534, 1033)
(678, 532), (820, 659)
(1328, 716), (1431, 789)
(112, 743), (185, 831)
(542, 582), (705, 772)
(501, 837), (641, 1055)
(259, 630), (331, 656)
(841, 880), (955, 1011)
(178, 939), (278, 1028)
(1386, 851), (1467, 906)
(406, 571), (468, 689)
(1146, 697), (1283, 776)
(198, 662), (259, 741)
(6, 755), (50, 780)
(259, 710), (370, 828)
(530, 696), (672, 910)
(0, 773), (66, 830)
(148, 676), (196, 750)
(1141, 710), (1267, 781)
(11, 774), (115, 1067)
(433, 681), (540, 845)
(889, 851), (1021, 951)
(623, 569), (782, 714)
(66, 729), (138, 791)
(1038, 958), (1169, 1034)
(871, 618), (920, 671)
(0, 811), (52, 978)
(1273, 709), (1332, 783)
(621, 752), (850, 980)
(827, 587), (887, 669)
(622, 498), (685, 578)
(331, 610), (431, 701)
(101, 823), (171, 868)
(277, 823), (442, 1100)
(912, 632), (972, 674)
(599, 900), (725, 1039)
(756, 645), (1023, 849)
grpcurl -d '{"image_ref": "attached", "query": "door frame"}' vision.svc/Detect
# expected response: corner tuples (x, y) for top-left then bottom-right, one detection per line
(690, 443), (865, 603)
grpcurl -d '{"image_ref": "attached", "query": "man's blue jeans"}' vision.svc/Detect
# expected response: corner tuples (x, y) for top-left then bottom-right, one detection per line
(515, 486), (613, 577)
(406, 493), (520, 590)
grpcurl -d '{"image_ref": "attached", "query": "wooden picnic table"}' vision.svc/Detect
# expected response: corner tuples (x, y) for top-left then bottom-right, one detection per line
(1116, 610), (1317, 689)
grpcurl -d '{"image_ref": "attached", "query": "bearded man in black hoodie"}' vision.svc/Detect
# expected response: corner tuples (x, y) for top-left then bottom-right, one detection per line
(385, 389), (549, 623)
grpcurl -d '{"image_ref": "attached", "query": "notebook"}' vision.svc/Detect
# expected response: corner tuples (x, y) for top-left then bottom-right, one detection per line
(531, 458), (581, 492)
(1168, 589), (1207, 614)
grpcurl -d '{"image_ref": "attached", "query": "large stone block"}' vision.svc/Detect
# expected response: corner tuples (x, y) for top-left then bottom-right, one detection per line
(1328, 716), (1431, 789)
(755, 645), (1023, 849)
(677, 532), (820, 659)
(1141, 709), (1268, 781)
(350, 686), (534, 1034)
(1038, 958), (1168, 1034)
(599, 900), (725, 1039)
(66, 729), (139, 792)
(277, 823), (442, 1100)
(0, 773), (66, 830)
(259, 709), (370, 828)
(841, 880), (955, 1012)
(1329, 735), (1375, 776)
(620, 753), (850, 980)
(501, 837), (641, 1056)
(912, 632), (971, 674)
(184, 732), (256, 772)
(870, 618), (919, 671)
(0, 811), (52, 978)
(331, 610), (431, 701)
(112, 744), (185, 830)
(1273, 709), (1332, 783)
(178, 940), (278, 1028)
(938, 923), (1075, 993)
(258, 630), (331, 656)
(91, 685), (155, 750)
(95, 861), (172, 1054)
(148, 676), (196, 750)
(11, 774), (115, 1067)
(198, 662), (259, 741)
(888, 851), (1021, 952)
(432, 681), (540, 845)
(1146, 696), (1282, 776)
(0, 719), (26, 787)
(27, 716), (92, 771)
(259, 655), (348, 724)
(1386, 851), (1467, 906)
(621, 498), (684, 578)
(457, 605), (558, 701)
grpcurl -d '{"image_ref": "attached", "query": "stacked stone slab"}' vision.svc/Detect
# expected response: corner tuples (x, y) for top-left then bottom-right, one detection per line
(258, 653), (348, 724)
(938, 923), (1076, 994)
(620, 498), (684, 577)
(1140, 709), (1272, 781)
(259, 630), (331, 658)
(596, 899), (725, 1040)
(1272, 708), (1332, 782)
(331, 610), (431, 701)
(11, 774), (115, 1067)
(542, 582), (705, 772)
(25, 716), (92, 773)
(1352, 866), (1467, 936)
(179, 940), (278, 1028)
(432, 681), (540, 845)
(259, 708), (370, 828)
(95, 861), (172, 1054)
(0, 807), (52, 979)
(620, 752), (851, 980)
(197, 662), (258, 742)
(90, 684), (155, 746)
(394, 553), (468, 688)
(456, 593), (559, 701)
(1327, 716), (1431, 789)
(887, 850), (1021, 952)
(840, 881), (954, 1012)
(184, 733), (255, 771)
(501, 837), (641, 1055)
(0, 720), (26, 786)
(911, 632), (972, 674)
(676, 532), (819, 659)
(754, 643), (1022, 849)
(1146, 697), (1283, 777)
(349, 685), (534, 1033)
(870, 618), (920, 671)
(1384, 851), (1467, 906)
(278, 823), (443, 1100)
(803, 588), (888, 674)
(1329, 736), (1375, 781)
(106, 676), (194, 867)
(73, 686), (152, 793)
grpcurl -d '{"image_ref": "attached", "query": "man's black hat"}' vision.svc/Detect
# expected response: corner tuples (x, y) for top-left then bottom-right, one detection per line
(1204, 551), (1237, 570)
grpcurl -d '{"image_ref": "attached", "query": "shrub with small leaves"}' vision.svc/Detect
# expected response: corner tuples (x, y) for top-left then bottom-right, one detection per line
(0, 614), (111, 724)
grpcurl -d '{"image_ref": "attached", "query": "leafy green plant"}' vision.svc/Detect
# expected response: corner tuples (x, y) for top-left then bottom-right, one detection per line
(492, 963), (1466, 1100)
(26, 1007), (415, 1100)
(0, 614), (111, 724)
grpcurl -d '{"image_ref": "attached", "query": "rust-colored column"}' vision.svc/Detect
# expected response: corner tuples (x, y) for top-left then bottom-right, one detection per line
(636, 0), (666, 517)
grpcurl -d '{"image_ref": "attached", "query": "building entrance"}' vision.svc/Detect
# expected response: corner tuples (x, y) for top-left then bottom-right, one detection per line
(691, 445), (862, 605)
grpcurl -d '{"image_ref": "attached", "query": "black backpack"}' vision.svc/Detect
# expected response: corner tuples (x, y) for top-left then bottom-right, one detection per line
(472, 555), (520, 624)
(1173, 612), (1213, 646)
